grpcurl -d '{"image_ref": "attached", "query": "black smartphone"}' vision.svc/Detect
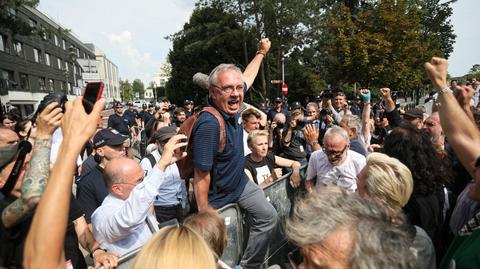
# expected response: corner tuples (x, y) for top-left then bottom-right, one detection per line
(83, 82), (104, 114)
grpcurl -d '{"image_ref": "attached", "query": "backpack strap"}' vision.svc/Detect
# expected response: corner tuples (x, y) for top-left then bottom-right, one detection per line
(146, 153), (156, 168)
(201, 107), (226, 153)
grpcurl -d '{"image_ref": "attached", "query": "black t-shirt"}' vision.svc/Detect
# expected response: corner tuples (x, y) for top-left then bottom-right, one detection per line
(245, 152), (276, 185)
(76, 165), (108, 223)
(0, 194), (86, 269)
(108, 114), (131, 137)
(138, 110), (154, 125)
(282, 128), (307, 161)
(123, 109), (138, 126)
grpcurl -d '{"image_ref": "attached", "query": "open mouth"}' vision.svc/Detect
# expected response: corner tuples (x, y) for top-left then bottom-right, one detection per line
(228, 99), (239, 106)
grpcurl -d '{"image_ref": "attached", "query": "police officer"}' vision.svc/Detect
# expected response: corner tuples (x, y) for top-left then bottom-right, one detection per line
(107, 102), (133, 138)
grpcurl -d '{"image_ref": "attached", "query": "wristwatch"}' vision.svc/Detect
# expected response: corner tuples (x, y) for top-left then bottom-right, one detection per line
(436, 87), (453, 94)
(311, 141), (319, 146)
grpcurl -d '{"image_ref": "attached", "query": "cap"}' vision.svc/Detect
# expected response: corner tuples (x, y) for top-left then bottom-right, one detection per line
(148, 104), (155, 108)
(315, 95), (322, 101)
(152, 126), (177, 143)
(127, 102), (133, 106)
(142, 104), (148, 109)
(274, 97), (282, 103)
(93, 128), (128, 148)
(291, 101), (302, 110)
(0, 144), (20, 169)
(403, 108), (423, 120)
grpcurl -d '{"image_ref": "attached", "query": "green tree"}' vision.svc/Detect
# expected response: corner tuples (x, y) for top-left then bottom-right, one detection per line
(120, 79), (134, 101)
(0, 1), (39, 36)
(166, 6), (257, 103)
(132, 79), (145, 99)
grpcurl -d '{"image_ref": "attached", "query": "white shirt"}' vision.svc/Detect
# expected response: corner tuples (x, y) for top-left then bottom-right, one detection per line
(243, 129), (252, 156)
(140, 150), (186, 207)
(91, 166), (165, 255)
(306, 150), (366, 192)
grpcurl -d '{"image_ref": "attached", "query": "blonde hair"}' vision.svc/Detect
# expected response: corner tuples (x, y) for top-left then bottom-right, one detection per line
(132, 225), (216, 269)
(184, 208), (227, 259)
(247, 129), (269, 147)
(364, 153), (413, 215)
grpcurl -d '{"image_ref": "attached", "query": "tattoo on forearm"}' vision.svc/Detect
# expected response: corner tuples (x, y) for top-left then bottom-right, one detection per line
(1, 138), (52, 228)
(21, 138), (51, 199)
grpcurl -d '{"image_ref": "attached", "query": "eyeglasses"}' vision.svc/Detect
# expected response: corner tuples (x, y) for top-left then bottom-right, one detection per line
(212, 84), (244, 94)
(323, 145), (347, 156)
(287, 248), (303, 269)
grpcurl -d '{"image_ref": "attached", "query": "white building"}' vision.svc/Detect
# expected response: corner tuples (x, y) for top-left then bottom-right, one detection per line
(85, 44), (120, 102)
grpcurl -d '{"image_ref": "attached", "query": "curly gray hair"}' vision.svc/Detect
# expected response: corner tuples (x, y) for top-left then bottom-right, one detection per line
(286, 186), (416, 269)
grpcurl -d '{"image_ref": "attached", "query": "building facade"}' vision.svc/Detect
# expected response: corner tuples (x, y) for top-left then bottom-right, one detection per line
(0, 5), (99, 117)
(85, 44), (120, 102)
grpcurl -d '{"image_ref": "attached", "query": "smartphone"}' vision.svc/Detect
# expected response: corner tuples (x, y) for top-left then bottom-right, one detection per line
(83, 82), (104, 114)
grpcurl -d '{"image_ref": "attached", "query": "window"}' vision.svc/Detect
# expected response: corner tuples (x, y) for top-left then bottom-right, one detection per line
(0, 34), (9, 53)
(29, 19), (37, 28)
(62, 39), (66, 50)
(38, 77), (46, 91)
(54, 34), (59, 46)
(33, 48), (41, 63)
(40, 26), (47, 40)
(48, 79), (54, 92)
(64, 61), (69, 72)
(45, 53), (51, 66)
(19, 73), (29, 90)
(13, 41), (23, 57)
(0, 69), (15, 90)
(76, 48), (80, 57)
(57, 58), (62, 69)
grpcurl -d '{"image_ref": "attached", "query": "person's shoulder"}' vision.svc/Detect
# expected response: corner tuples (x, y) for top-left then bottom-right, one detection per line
(347, 150), (366, 163)
(193, 111), (220, 130)
(77, 166), (101, 186)
(310, 150), (326, 160)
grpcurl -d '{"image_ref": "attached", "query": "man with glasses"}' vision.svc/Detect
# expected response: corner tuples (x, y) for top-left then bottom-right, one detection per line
(76, 128), (127, 225)
(305, 126), (365, 192)
(91, 134), (186, 255)
(191, 38), (278, 269)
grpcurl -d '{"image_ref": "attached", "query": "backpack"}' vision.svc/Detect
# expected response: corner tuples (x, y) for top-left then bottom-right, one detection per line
(176, 107), (226, 180)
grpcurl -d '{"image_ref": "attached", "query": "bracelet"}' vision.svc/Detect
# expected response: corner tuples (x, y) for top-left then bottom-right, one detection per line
(436, 87), (453, 94)
(90, 247), (107, 258)
(256, 51), (266, 57)
(311, 141), (319, 146)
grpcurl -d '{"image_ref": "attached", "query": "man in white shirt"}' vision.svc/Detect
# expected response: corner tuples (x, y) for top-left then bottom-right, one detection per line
(306, 126), (366, 192)
(91, 134), (186, 255)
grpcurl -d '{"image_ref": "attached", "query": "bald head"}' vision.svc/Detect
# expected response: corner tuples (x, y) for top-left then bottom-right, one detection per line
(104, 157), (143, 191)
(0, 127), (19, 147)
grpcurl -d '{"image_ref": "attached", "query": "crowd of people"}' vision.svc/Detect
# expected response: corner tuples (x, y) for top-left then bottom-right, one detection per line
(1, 36), (480, 269)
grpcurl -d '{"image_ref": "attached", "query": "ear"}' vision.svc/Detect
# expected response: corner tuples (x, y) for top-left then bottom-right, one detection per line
(96, 147), (105, 157)
(111, 184), (122, 197)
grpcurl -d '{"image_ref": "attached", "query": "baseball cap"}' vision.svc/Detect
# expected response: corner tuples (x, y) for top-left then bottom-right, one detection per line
(93, 128), (128, 148)
(291, 101), (302, 110)
(315, 95), (322, 101)
(152, 126), (177, 143)
(274, 97), (282, 103)
(403, 108), (423, 120)
(127, 102), (133, 106)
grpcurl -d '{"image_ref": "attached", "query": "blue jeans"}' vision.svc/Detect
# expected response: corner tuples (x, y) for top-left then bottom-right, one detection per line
(237, 180), (278, 269)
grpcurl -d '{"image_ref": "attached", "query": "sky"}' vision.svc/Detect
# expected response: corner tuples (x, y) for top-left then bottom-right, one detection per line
(37, 0), (479, 85)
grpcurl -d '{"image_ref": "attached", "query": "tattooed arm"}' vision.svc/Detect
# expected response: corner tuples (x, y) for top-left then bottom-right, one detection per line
(1, 102), (62, 228)
(1, 138), (51, 228)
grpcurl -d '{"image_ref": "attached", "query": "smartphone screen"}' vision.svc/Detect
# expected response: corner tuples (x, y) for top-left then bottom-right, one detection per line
(83, 82), (104, 114)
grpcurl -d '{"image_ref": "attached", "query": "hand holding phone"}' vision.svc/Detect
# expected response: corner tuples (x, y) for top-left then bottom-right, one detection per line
(83, 82), (104, 114)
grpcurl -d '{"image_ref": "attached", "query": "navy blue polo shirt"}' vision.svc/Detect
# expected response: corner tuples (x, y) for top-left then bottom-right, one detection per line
(191, 103), (248, 209)
(108, 114), (131, 137)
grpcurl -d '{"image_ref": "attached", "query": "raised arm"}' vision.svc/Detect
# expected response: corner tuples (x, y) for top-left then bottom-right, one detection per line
(360, 89), (372, 143)
(424, 57), (480, 176)
(24, 97), (105, 269)
(243, 38), (271, 89)
(1, 103), (62, 228)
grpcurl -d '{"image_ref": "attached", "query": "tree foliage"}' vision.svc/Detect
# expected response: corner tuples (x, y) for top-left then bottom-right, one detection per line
(132, 79), (145, 99)
(166, 0), (456, 104)
(120, 79), (134, 101)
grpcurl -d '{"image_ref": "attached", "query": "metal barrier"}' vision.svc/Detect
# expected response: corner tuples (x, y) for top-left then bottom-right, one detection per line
(218, 165), (307, 268)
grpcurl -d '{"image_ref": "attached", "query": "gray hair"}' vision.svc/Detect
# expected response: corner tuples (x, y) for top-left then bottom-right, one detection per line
(323, 125), (350, 145)
(208, 64), (244, 89)
(305, 102), (318, 111)
(286, 187), (416, 269)
(345, 114), (362, 135)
